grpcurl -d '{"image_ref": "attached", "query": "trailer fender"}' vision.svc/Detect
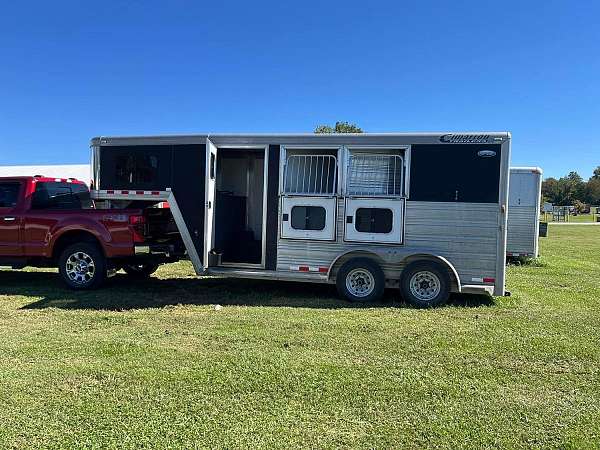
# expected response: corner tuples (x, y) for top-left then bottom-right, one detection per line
(400, 254), (461, 293)
(327, 250), (386, 281)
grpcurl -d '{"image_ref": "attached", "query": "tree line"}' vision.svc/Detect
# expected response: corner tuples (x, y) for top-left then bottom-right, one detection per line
(542, 167), (600, 207)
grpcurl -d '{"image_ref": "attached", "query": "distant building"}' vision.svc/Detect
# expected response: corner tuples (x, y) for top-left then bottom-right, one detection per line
(0, 164), (90, 185)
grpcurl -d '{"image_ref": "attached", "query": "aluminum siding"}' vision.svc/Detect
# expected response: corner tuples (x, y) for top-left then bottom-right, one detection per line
(507, 205), (539, 256)
(277, 199), (499, 289)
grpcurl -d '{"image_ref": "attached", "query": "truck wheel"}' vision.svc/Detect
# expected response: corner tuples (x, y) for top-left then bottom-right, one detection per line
(123, 263), (159, 278)
(336, 258), (385, 303)
(58, 243), (106, 290)
(400, 261), (450, 308)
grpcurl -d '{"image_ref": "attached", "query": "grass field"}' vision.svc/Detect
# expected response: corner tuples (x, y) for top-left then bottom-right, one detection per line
(1, 225), (599, 448)
(544, 213), (599, 223)
(566, 213), (598, 223)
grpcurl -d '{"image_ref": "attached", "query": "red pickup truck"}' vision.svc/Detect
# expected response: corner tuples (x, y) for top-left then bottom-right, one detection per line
(0, 176), (183, 289)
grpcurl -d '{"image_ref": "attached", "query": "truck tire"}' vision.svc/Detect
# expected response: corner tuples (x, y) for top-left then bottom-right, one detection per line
(123, 263), (159, 278)
(58, 242), (106, 290)
(336, 258), (385, 303)
(400, 261), (450, 308)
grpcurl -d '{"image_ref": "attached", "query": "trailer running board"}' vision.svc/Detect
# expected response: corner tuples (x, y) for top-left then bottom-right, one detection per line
(206, 267), (329, 283)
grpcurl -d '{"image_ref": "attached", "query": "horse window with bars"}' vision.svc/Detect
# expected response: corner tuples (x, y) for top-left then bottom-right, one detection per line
(284, 153), (337, 195)
(347, 153), (404, 197)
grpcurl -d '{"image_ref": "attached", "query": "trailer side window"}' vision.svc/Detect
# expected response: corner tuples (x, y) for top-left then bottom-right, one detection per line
(409, 144), (501, 203)
(355, 208), (393, 233)
(283, 150), (337, 195)
(291, 206), (326, 231)
(115, 154), (159, 185)
(347, 153), (404, 197)
(99, 145), (173, 191)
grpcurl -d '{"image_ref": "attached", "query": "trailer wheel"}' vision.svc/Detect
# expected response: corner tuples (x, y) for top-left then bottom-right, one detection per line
(58, 242), (106, 290)
(400, 261), (450, 308)
(336, 258), (385, 303)
(123, 263), (159, 278)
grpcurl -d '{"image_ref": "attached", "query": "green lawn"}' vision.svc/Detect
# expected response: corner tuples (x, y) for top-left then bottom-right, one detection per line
(549, 213), (598, 223)
(1, 226), (599, 448)
(568, 213), (598, 223)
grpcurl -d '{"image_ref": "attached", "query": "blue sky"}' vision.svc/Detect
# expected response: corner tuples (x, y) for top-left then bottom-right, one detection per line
(0, 0), (598, 179)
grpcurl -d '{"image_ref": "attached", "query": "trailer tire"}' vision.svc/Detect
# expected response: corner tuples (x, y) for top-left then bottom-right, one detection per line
(123, 263), (159, 278)
(400, 261), (450, 308)
(58, 242), (106, 290)
(336, 258), (385, 303)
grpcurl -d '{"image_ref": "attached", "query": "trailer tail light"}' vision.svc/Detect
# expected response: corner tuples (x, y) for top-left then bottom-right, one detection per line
(471, 277), (496, 284)
(128, 215), (146, 243)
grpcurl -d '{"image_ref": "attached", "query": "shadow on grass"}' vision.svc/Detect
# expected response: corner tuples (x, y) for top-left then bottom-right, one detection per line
(507, 256), (547, 267)
(0, 270), (494, 311)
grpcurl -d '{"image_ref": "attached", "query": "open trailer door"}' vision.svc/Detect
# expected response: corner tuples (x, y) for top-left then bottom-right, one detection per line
(204, 138), (218, 268)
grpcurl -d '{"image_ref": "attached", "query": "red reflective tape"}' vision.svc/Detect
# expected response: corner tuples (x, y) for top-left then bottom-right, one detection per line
(151, 191), (160, 195)
(298, 266), (309, 272)
(107, 190), (114, 194)
(136, 191), (144, 195)
(483, 277), (495, 283)
(121, 190), (129, 194)
(318, 267), (328, 273)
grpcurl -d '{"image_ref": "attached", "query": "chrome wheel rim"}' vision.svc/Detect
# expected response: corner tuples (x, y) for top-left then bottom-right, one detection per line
(65, 252), (96, 285)
(409, 271), (441, 301)
(346, 268), (375, 298)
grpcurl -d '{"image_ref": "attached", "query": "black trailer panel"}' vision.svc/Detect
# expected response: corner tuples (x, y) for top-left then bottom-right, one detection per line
(98, 143), (206, 260)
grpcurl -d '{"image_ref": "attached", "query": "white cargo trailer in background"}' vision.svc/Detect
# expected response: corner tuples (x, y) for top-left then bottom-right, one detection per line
(0, 164), (90, 185)
(507, 167), (543, 259)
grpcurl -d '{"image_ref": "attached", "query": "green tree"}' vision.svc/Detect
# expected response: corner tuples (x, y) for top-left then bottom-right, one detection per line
(585, 177), (600, 205)
(565, 171), (586, 204)
(315, 121), (363, 134)
(541, 177), (560, 204)
(592, 166), (600, 180)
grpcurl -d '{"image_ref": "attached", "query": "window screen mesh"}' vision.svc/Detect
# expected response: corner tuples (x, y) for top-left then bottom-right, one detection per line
(347, 154), (403, 196)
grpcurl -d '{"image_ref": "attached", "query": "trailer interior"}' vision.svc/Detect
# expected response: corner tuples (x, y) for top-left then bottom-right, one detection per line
(214, 148), (265, 266)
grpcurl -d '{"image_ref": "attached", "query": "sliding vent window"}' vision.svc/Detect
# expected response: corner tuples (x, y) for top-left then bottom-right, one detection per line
(355, 208), (393, 233)
(291, 206), (326, 231)
(347, 153), (404, 197)
(281, 197), (336, 241)
(284, 150), (337, 195)
(344, 198), (404, 244)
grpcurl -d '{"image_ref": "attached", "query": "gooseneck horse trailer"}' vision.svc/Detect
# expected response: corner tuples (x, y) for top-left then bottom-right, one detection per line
(507, 167), (543, 259)
(91, 132), (511, 307)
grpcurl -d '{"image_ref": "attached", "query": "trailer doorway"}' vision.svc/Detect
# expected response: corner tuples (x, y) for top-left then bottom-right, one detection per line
(211, 146), (267, 267)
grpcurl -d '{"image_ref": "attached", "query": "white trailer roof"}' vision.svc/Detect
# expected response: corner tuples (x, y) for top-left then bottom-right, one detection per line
(0, 164), (90, 185)
(510, 166), (543, 175)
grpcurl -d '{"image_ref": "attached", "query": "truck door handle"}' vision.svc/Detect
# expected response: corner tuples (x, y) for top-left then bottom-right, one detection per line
(2, 216), (16, 222)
